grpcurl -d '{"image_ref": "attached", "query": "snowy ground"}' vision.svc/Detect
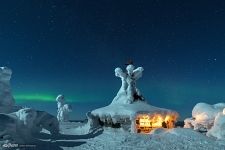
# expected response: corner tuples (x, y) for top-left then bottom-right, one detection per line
(33, 122), (225, 150)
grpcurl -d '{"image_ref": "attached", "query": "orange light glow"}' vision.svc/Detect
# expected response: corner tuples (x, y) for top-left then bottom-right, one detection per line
(151, 115), (164, 128)
(195, 113), (208, 122)
(135, 113), (178, 134)
(139, 115), (151, 126)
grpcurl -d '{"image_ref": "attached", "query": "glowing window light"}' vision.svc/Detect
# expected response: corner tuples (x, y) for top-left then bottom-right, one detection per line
(139, 115), (151, 127)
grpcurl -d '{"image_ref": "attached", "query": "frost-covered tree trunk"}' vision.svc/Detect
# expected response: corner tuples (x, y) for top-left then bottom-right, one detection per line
(126, 76), (136, 103)
(115, 68), (127, 94)
(111, 68), (128, 104)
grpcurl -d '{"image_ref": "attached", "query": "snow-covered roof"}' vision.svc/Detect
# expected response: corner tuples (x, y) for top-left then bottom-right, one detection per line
(91, 65), (178, 123)
(92, 101), (178, 122)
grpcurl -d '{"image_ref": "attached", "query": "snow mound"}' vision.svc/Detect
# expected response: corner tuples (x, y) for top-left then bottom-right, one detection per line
(184, 102), (225, 132)
(192, 103), (225, 122)
(207, 112), (225, 139)
(0, 108), (59, 147)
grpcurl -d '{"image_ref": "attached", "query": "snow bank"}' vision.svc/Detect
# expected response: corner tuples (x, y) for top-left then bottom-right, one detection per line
(0, 67), (15, 113)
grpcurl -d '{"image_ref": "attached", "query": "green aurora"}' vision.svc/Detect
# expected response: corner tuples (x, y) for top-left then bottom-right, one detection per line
(13, 91), (98, 103)
(14, 93), (77, 103)
(15, 94), (56, 102)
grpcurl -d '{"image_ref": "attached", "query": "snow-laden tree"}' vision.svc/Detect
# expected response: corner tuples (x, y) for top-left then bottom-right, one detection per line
(0, 67), (15, 113)
(56, 95), (72, 122)
(111, 64), (144, 104)
(0, 108), (59, 145)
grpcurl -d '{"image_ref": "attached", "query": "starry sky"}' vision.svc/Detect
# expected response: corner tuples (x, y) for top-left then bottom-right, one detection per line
(0, 0), (225, 120)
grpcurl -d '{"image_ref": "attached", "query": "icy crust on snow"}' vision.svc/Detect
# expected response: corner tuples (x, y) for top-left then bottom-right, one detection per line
(92, 101), (178, 125)
(0, 67), (15, 113)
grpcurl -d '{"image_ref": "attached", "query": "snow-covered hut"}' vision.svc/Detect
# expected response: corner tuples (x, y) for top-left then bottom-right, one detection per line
(91, 64), (178, 133)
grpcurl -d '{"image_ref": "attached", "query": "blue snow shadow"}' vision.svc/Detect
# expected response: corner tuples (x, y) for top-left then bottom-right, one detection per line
(26, 128), (103, 150)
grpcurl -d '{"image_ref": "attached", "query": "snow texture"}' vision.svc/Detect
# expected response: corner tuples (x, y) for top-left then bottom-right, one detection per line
(184, 102), (225, 132)
(0, 108), (59, 147)
(0, 67), (15, 113)
(59, 123), (225, 150)
(92, 101), (177, 125)
(86, 111), (100, 132)
(72, 112), (101, 134)
(207, 112), (225, 139)
(111, 64), (144, 104)
(92, 65), (178, 131)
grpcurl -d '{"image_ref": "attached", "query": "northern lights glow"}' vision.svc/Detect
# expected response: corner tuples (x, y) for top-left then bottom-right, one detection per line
(0, 0), (224, 121)
(14, 94), (56, 102)
(14, 93), (78, 103)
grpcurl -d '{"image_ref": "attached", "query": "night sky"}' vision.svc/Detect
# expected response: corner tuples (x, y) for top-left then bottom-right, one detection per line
(0, 0), (225, 120)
